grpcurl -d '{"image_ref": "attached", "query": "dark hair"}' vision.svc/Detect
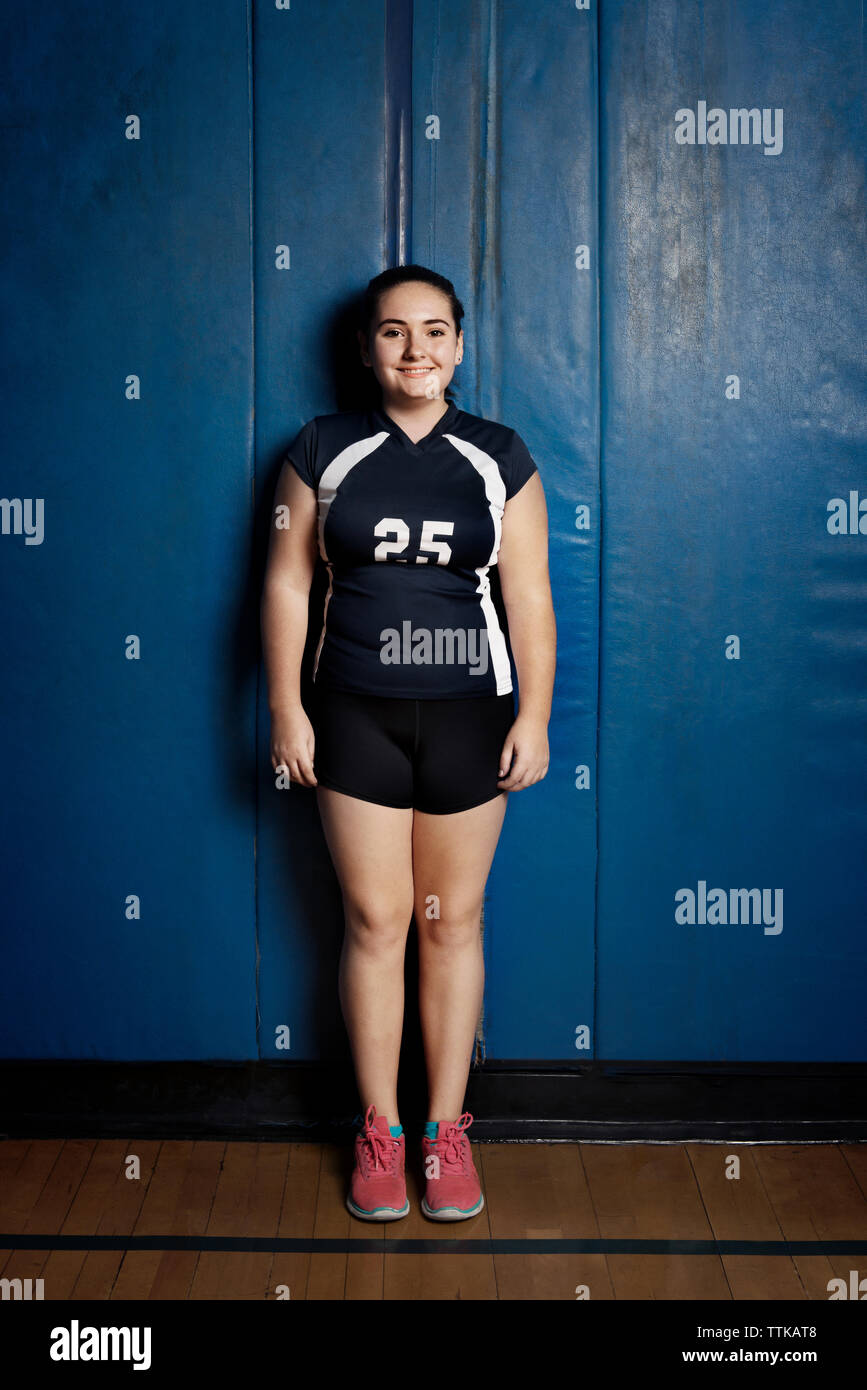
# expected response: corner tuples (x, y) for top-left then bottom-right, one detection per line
(357, 265), (464, 405)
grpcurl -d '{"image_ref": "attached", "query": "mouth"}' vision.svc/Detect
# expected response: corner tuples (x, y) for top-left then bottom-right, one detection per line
(396, 367), (436, 377)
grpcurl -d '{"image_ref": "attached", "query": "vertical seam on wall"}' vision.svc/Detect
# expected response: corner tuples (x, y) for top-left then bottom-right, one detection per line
(593, 0), (603, 1063)
(385, 0), (414, 265)
(475, 0), (501, 420)
(428, 1), (442, 269)
(248, 0), (261, 1059)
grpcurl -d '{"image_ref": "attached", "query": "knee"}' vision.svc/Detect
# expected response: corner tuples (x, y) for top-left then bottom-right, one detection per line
(416, 899), (483, 949)
(343, 897), (412, 952)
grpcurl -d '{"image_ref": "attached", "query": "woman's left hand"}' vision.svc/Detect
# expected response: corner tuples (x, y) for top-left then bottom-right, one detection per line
(497, 713), (550, 791)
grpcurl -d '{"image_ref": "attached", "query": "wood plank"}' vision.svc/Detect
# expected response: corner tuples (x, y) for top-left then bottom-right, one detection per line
(60, 1138), (149, 1299)
(20, 1139), (95, 1234)
(68, 1250), (125, 1300)
(840, 1143), (867, 1199)
(2, 1135), (863, 1301)
(188, 1142), (284, 1300)
(0, 1248), (47, 1296)
(0, 1139), (34, 1192)
(758, 1145), (867, 1238)
(482, 1140), (610, 1300)
(582, 1143), (731, 1299)
(115, 1140), (208, 1300)
(308, 1141), (380, 1300)
(686, 1144), (804, 1299)
(136, 1141), (226, 1300)
(756, 1144), (867, 1300)
(272, 1140), (323, 1301)
(10, 1139), (97, 1299)
(342, 1131), (387, 1301)
(0, 1139), (64, 1229)
(60, 1139), (134, 1234)
(74, 1138), (160, 1299)
(38, 1250), (101, 1301)
(384, 1136), (496, 1300)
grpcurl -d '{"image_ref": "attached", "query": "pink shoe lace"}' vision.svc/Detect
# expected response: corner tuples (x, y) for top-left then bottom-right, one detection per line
(429, 1112), (474, 1171)
(357, 1103), (401, 1176)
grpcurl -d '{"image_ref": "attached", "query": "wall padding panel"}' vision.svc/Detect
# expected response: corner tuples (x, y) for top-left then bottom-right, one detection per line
(1, 0), (864, 1066)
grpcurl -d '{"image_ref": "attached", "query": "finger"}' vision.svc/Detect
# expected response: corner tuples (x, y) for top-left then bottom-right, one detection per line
(498, 740), (515, 779)
(501, 758), (547, 790)
(298, 735), (318, 787)
(497, 762), (527, 790)
(294, 754), (318, 787)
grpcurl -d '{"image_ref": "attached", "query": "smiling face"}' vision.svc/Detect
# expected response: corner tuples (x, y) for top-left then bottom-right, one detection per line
(358, 281), (463, 408)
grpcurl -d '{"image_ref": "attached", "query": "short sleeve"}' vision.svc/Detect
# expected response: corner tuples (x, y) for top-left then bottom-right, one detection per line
(503, 429), (539, 500)
(282, 418), (318, 490)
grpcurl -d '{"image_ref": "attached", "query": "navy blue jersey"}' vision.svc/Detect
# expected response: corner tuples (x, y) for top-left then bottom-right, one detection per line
(283, 400), (538, 698)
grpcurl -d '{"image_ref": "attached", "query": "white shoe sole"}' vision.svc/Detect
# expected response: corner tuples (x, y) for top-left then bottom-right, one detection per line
(346, 1195), (410, 1221)
(421, 1193), (484, 1221)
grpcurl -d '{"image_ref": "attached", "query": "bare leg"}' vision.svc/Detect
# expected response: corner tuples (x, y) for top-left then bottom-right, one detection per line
(412, 793), (509, 1122)
(316, 787), (414, 1128)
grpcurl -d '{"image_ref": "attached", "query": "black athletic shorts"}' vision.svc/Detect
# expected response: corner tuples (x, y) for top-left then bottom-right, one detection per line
(310, 685), (516, 815)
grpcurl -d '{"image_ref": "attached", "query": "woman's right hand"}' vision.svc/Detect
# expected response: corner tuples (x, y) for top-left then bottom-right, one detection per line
(269, 705), (318, 787)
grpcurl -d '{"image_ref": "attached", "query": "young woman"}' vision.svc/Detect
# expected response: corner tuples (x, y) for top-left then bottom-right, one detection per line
(261, 265), (555, 1222)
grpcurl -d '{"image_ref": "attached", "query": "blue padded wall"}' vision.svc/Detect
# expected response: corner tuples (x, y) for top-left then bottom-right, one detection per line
(1, 0), (864, 1065)
(409, 0), (601, 1059)
(1, 2), (256, 1059)
(598, 0), (866, 1059)
(254, 0), (393, 1059)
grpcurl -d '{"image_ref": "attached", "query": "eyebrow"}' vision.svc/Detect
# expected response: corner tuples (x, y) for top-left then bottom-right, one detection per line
(376, 318), (451, 328)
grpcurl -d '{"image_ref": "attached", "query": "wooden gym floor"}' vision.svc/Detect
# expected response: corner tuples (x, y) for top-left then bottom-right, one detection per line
(2, 1136), (866, 1300)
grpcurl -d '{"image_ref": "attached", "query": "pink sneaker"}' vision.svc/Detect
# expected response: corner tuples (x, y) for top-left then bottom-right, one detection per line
(346, 1104), (410, 1221)
(421, 1112), (485, 1221)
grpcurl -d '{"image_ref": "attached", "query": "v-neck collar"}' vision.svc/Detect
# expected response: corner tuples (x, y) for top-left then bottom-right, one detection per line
(370, 399), (458, 454)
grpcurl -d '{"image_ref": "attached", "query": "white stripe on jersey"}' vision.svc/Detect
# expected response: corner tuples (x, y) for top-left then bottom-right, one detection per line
(441, 432), (513, 695)
(312, 430), (390, 680)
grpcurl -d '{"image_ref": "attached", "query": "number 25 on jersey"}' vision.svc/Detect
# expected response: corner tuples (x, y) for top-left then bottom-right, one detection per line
(373, 518), (454, 565)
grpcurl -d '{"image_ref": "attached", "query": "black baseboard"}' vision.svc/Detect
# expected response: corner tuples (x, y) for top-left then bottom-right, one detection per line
(2, 1059), (866, 1142)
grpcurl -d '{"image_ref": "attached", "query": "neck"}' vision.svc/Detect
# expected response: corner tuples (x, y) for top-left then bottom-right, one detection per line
(380, 395), (450, 434)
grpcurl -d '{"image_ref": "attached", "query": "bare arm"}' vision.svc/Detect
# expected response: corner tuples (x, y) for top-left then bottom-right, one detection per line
(260, 461), (319, 781)
(497, 472), (556, 723)
(495, 471), (556, 789)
